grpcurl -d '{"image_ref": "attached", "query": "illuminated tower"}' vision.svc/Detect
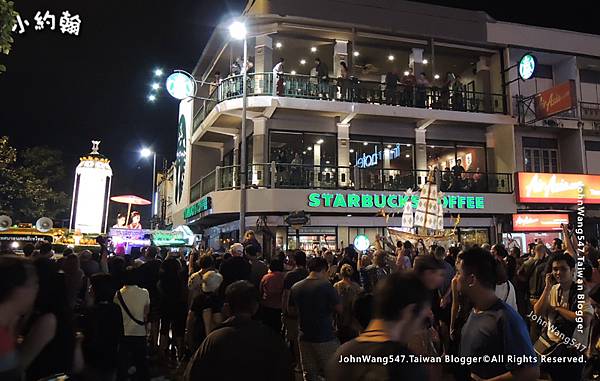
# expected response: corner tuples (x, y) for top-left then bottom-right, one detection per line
(69, 141), (113, 233)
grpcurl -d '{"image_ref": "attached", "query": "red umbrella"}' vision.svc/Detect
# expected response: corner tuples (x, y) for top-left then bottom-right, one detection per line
(110, 195), (151, 225)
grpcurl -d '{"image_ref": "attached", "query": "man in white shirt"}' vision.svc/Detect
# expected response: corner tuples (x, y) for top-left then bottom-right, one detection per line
(272, 57), (285, 95)
(115, 268), (150, 381)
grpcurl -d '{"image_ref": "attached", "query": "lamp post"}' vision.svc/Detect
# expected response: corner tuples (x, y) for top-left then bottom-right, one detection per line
(141, 148), (157, 229)
(229, 20), (248, 239)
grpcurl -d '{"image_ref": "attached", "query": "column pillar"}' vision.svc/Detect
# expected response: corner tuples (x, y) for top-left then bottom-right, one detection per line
(233, 134), (240, 188)
(252, 117), (268, 186)
(254, 35), (273, 93)
(476, 56), (492, 113)
(334, 40), (349, 78)
(415, 128), (427, 187)
(409, 48), (424, 77)
(337, 122), (351, 187)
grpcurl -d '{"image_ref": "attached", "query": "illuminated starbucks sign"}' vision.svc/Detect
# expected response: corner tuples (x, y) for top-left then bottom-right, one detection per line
(307, 192), (485, 210)
(184, 196), (212, 219)
(518, 54), (536, 80)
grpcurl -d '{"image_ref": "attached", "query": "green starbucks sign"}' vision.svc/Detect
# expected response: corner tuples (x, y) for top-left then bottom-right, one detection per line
(307, 193), (485, 210)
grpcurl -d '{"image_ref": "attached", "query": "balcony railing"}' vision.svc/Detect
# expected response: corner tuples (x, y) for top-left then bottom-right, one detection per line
(189, 162), (513, 202)
(193, 72), (507, 131)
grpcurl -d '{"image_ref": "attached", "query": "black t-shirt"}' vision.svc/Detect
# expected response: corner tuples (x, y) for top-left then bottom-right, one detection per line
(326, 339), (426, 381)
(139, 259), (161, 302)
(190, 292), (223, 344)
(452, 165), (465, 177)
(291, 278), (339, 342)
(186, 316), (292, 381)
(283, 268), (309, 290)
(219, 256), (251, 293)
(460, 299), (536, 380)
(81, 302), (124, 370)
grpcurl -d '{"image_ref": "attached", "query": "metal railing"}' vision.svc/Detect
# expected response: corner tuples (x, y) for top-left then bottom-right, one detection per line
(580, 101), (600, 121)
(188, 163), (513, 203)
(192, 72), (507, 129)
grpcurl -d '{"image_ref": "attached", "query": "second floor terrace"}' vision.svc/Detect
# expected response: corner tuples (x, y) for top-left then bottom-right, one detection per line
(189, 162), (513, 203)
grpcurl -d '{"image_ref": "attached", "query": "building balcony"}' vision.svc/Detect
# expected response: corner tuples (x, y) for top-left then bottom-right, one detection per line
(189, 162), (513, 203)
(193, 72), (510, 135)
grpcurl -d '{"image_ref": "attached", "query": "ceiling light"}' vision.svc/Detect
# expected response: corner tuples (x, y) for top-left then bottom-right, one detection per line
(353, 51), (360, 57)
(311, 47), (317, 52)
(434, 74), (440, 80)
(317, 139), (324, 144)
(300, 59), (306, 65)
(403, 70), (410, 76)
(405, 154), (410, 158)
(347, 214), (352, 217)
(290, 70), (297, 75)
(387, 145), (392, 149)
(349, 149), (355, 153)
(388, 55), (394, 61)
(307, 146), (312, 151)
(302, 151), (306, 155)
(422, 59), (428, 65)
(326, 161), (330, 164)
(363, 142), (368, 146)
(275, 42), (282, 48)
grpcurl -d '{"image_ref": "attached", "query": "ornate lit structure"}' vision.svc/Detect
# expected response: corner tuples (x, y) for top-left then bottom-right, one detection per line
(69, 141), (113, 233)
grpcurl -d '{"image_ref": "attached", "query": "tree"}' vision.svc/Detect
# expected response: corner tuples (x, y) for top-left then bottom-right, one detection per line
(0, 0), (17, 74)
(0, 137), (71, 222)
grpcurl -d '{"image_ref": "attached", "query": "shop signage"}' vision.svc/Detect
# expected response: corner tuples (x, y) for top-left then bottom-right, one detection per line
(518, 54), (536, 80)
(285, 211), (310, 227)
(516, 172), (600, 204)
(184, 196), (212, 219)
(512, 213), (569, 232)
(355, 143), (401, 168)
(534, 80), (577, 120)
(307, 192), (485, 210)
(354, 234), (370, 251)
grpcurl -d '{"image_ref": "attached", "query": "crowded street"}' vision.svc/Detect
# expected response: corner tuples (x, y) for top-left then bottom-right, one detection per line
(2, 1), (600, 380)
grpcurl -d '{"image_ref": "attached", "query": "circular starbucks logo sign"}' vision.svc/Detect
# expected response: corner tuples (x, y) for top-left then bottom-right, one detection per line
(518, 54), (536, 80)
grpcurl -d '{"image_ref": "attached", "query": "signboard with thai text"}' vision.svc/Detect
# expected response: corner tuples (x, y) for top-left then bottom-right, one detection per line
(534, 80), (577, 120)
(512, 213), (569, 232)
(516, 172), (600, 204)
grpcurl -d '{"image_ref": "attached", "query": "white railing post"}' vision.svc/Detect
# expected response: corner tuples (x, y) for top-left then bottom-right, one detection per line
(270, 161), (276, 189)
(215, 166), (220, 191)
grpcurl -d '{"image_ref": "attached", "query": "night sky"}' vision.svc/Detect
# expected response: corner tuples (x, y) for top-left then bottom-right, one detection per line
(1, 0), (598, 221)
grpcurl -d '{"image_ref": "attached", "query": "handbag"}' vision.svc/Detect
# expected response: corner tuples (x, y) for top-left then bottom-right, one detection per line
(116, 290), (146, 326)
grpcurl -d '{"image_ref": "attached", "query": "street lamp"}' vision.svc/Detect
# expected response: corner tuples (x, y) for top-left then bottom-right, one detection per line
(229, 19), (248, 238)
(140, 147), (157, 228)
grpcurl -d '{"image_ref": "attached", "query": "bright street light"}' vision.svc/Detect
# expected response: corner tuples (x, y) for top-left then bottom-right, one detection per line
(229, 21), (247, 40)
(147, 94), (156, 102)
(140, 148), (152, 158)
(353, 51), (360, 57)
(388, 55), (394, 61)
(151, 82), (160, 90)
(154, 68), (163, 77)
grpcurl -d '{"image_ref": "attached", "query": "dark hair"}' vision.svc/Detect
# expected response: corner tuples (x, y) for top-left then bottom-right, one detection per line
(146, 246), (159, 259)
(434, 246), (446, 260)
(62, 248), (74, 257)
(225, 280), (259, 314)
(495, 257), (508, 284)
(420, 72), (427, 77)
(396, 241), (402, 248)
(460, 248), (497, 290)
(38, 242), (52, 256)
(123, 267), (141, 286)
(23, 243), (35, 257)
(403, 241), (413, 250)
(413, 255), (445, 275)
(198, 254), (214, 269)
(493, 244), (509, 258)
(245, 244), (258, 258)
(448, 246), (460, 257)
(340, 61), (348, 70)
(587, 238), (599, 248)
(293, 250), (307, 267)
(551, 253), (575, 269)
(307, 257), (328, 273)
(90, 273), (116, 303)
(511, 246), (521, 258)
(315, 57), (321, 63)
(553, 238), (563, 248)
(374, 272), (430, 321)
(590, 283), (600, 304)
(0, 256), (35, 303)
(269, 258), (284, 272)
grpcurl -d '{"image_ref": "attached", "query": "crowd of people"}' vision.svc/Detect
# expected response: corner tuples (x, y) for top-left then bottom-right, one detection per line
(1, 226), (600, 380)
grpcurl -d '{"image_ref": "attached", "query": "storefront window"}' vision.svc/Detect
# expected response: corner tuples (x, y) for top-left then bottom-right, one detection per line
(270, 131), (337, 166)
(456, 145), (486, 172)
(523, 137), (559, 173)
(427, 144), (456, 170)
(287, 226), (337, 251)
(459, 228), (489, 247)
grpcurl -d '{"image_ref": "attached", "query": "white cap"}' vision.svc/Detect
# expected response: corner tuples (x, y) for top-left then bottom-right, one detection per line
(230, 243), (244, 255)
